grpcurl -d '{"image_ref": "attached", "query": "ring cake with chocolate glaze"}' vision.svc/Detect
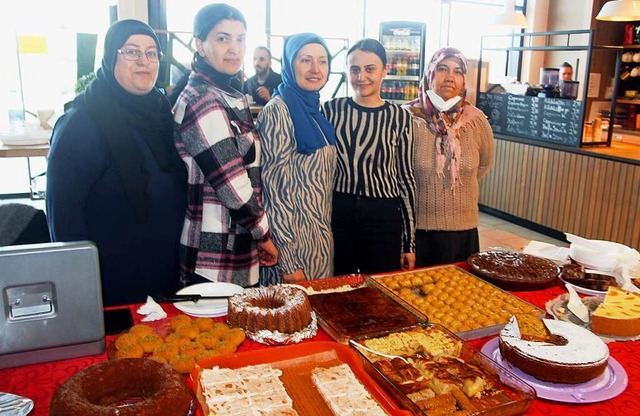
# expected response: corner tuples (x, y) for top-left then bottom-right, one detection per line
(227, 286), (315, 343)
(49, 358), (193, 416)
(498, 315), (609, 384)
(591, 287), (640, 337)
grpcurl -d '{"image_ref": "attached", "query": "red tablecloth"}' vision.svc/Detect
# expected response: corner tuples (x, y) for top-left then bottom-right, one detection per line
(1, 265), (639, 416)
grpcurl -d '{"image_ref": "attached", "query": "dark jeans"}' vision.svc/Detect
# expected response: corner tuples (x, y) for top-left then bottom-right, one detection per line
(332, 192), (402, 275)
(415, 228), (479, 267)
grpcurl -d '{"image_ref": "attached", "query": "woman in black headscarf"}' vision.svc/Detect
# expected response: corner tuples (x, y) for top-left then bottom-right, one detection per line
(46, 19), (187, 306)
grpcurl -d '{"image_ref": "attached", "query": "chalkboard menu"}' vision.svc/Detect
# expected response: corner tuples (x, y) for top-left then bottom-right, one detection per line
(477, 93), (582, 146)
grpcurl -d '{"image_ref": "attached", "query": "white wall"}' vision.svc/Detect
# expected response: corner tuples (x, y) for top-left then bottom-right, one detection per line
(117, 0), (148, 22)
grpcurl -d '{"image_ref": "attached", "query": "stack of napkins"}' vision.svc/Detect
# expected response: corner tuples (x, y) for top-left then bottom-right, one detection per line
(136, 296), (167, 322)
(565, 234), (640, 294)
(523, 241), (570, 264)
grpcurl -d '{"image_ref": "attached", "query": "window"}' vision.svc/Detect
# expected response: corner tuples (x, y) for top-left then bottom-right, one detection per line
(0, 0), (110, 195)
(163, 0), (525, 98)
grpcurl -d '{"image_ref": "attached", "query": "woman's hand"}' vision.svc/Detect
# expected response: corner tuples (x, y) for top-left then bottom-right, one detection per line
(282, 269), (306, 283)
(400, 253), (416, 270)
(257, 238), (278, 266)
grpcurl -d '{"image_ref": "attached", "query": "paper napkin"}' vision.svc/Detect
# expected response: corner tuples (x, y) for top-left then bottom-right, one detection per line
(523, 241), (570, 264)
(136, 296), (167, 322)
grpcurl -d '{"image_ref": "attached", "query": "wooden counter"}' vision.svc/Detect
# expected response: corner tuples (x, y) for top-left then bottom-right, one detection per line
(480, 135), (640, 250)
(0, 143), (49, 158)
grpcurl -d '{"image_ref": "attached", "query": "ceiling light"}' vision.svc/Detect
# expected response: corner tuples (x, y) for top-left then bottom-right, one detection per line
(596, 0), (640, 21)
(491, 0), (528, 29)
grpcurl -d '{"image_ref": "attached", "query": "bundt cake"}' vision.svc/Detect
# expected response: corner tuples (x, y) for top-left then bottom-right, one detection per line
(227, 286), (312, 334)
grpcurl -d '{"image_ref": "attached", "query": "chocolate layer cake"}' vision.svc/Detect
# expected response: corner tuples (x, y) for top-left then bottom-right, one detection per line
(560, 264), (617, 291)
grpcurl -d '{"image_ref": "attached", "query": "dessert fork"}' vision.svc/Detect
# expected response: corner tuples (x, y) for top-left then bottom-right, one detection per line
(350, 340), (410, 364)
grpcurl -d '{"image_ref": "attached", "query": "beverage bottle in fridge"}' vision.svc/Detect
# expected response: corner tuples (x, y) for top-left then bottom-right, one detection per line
(394, 82), (402, 100)
(411, 57), (420, 76)
(398, 57), (407, 76)
(390, 37), (398, 51)
(385, 82), (392, 100)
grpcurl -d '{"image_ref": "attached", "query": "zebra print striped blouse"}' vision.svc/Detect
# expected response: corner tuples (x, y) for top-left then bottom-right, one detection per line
(321, 97), (416, 252)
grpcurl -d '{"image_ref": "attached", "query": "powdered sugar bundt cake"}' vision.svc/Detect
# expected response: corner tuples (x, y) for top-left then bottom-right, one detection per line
(227, 286), (312, 334)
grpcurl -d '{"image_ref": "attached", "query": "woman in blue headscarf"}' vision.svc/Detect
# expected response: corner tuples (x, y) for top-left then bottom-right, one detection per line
(257, 33), (337, 284)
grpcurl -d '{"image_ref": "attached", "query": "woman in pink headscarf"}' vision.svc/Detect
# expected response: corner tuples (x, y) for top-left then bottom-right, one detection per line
(404, 47), (494, 267)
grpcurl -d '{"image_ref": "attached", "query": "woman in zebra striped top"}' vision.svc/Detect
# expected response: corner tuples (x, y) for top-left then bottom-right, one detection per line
(257, 33), (337, 285)
(322, 39), (416, 275)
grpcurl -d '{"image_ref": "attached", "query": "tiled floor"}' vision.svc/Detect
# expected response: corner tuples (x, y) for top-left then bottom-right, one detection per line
(478, 211), (568, 252)
(1, 198), (568, 252)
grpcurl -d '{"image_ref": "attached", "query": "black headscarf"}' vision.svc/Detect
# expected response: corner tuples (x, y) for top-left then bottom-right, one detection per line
(72, 19), (183, 223)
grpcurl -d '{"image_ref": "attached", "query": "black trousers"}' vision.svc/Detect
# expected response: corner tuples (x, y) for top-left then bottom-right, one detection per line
(332, 192), (402, 275)
(415, 228), (479, 267)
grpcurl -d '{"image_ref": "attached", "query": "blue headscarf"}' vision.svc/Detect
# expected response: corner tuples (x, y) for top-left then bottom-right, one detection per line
(273, 33), (336, 154)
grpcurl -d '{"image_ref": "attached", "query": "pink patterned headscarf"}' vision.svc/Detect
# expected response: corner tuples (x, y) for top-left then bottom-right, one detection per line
(404, 47), (469, 189)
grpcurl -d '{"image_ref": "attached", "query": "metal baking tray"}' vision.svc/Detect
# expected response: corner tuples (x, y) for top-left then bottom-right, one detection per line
(368, 265), (545, 340)
(350, 323), (536, 416)
(301, 275), (428, 344)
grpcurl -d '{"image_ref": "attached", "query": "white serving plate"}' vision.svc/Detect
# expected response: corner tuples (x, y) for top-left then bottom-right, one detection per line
(173, 282), (243, 317)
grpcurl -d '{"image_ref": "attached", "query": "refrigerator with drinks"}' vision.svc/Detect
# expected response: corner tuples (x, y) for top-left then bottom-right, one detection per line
(379, 21), (426, 103)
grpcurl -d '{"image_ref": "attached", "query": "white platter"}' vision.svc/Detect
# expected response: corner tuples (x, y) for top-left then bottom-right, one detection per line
(559, 277), (608, 297)
(173, 282), (243, 317)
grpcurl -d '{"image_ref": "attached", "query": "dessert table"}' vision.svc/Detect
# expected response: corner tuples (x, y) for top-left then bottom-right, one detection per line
(1, 263), (639, 416)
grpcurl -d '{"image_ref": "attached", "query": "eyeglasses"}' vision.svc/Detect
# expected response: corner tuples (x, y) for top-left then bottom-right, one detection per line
(117, 48), (163, 63)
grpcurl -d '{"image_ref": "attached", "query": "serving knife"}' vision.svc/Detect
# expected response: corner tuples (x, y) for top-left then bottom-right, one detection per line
(152, 294), (232, 303)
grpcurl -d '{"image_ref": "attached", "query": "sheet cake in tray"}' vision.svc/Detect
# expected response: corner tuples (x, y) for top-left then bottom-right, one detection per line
(303, 275), (427, 344)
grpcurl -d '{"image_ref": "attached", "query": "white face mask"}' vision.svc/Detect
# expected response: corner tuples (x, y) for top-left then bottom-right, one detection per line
(426, 89), (461, 112)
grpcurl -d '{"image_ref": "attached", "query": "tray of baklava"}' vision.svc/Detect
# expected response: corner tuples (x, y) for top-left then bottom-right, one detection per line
(299, 274), (428, 344)
(369, 266), (544, 340)
(190, 341), (411, 415)
(349, 324), (536, 416)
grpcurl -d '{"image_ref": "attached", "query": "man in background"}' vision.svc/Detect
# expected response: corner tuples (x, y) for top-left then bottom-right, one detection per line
(560, 62), (573, 81)
(243, 46), (282, 106)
